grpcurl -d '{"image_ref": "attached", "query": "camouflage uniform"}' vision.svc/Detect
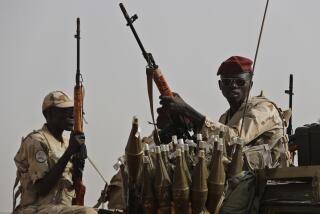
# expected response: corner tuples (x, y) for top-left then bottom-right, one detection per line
(201, 93), (290, 170)
(13, 91), (97, 214)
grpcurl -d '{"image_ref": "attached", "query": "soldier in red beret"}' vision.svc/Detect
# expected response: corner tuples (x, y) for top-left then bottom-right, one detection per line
(158, 55), (291, 213)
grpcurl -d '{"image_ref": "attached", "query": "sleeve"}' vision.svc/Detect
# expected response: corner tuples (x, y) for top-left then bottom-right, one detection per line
(201, 101), (282, 145)
(23, 135), (50, 183)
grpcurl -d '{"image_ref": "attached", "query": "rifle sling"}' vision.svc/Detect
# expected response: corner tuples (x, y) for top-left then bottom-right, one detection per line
(146, 68), (161, 145)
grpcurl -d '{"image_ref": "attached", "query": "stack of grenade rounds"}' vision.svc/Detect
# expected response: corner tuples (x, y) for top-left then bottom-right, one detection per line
(121, 118), (244, 214)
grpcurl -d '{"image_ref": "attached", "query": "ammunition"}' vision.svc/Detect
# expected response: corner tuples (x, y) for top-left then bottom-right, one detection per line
(196, 133), (203, 142)
(198, 141), (206, 154)
(219, 126), (227, 157)
(173, 149), (190, 214)
(125, 116), (144, 184)
(168, 142), (174, 152)
(185, 139), (196, 168)
(125, 117), (144, 213)
(228, 137), (244, 178)
(207, 135), (219, 172)
(161, 144), (173, 180)
(142, 156), (156, 214)
(178, 139), (192, 185)
(154, 146), (172, 214)
(144, 144), (154, 170)
(206, 140), (225, 214)
(191, 150), (208, 214)
(196, 133), (203, 155)
(184, 144), (192, 170)
(172, 135), (178, 152)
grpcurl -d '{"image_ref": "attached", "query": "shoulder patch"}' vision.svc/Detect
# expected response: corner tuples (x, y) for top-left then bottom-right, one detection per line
(35, 150), (47, 163)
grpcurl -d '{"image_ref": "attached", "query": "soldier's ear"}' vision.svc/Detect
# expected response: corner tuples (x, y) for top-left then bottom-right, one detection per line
(43, 108), (54, 122)
(218, 80), (222, 90)
(42, 109), (49, 120)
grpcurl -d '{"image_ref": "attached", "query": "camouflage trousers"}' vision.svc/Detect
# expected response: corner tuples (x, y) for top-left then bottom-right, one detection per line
(220, 171), (261, 214)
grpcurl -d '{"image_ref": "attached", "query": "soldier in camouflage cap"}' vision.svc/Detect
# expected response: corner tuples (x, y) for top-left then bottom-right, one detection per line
(13, 91), (97, 214)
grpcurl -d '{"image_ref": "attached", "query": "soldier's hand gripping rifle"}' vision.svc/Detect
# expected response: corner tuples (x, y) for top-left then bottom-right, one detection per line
(119, 3), (192, 143)
(72, 17), (86, 206)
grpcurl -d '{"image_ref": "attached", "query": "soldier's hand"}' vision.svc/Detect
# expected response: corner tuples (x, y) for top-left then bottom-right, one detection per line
(160, 92), (206, 131)
(156, 107), (172, 130)
(159, 92), (190, 116)
(67, 132), (86, 156)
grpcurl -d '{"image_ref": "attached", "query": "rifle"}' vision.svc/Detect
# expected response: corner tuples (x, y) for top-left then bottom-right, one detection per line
(119, 3), (192, 143)
(119, 3), (172, 97)
(285, 74), (294, 136)
(285, 74), (297, 163)
(72, 17), (86, 206)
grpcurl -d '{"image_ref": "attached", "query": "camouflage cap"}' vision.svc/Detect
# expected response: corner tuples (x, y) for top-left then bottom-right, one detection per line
(42, 91), (73, 111)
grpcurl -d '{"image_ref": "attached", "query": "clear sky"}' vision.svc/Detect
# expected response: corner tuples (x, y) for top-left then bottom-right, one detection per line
(1, 0), (320, 211)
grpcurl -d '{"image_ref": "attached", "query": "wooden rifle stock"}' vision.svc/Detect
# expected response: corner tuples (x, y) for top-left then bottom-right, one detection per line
(74, 85), (84, 133)
(153, 68), (173, 97)
(72, 17), (86, 206)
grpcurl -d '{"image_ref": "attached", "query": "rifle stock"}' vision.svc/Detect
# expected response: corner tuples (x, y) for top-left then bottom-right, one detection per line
(152, 68), (173, 97)
(74, 85), (84, 133)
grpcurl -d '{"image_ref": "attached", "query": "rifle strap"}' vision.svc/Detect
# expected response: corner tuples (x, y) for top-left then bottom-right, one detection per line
(146, 68), (161, 145)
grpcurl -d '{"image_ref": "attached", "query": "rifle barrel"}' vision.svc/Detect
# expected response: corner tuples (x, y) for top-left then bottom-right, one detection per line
(119, 3), (157, 68)
(75, 17), (81, 85)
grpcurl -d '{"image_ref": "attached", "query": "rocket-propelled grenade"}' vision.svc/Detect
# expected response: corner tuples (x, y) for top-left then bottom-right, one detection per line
(191, 150), (208, 214)
(173, 149), (191, 214)
(144, 143), (154, 171)
(125, 116), (144, 184)
(154, 146), (172, 214)
(161, 144), (173, 180)
(184, 144), (193, 171)
(206, 138), (226, 213)
(125, 117), (144, 213)
(142, 156), (156, 214)
(178, 139), (192, 185)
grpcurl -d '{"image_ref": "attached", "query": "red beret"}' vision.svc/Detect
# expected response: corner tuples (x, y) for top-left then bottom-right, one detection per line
(217, 56), (253, 75)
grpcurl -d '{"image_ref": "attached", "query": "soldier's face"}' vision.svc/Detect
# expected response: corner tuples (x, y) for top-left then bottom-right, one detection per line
(218, 73), (252, 107)
(46, 107), (74, 131)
